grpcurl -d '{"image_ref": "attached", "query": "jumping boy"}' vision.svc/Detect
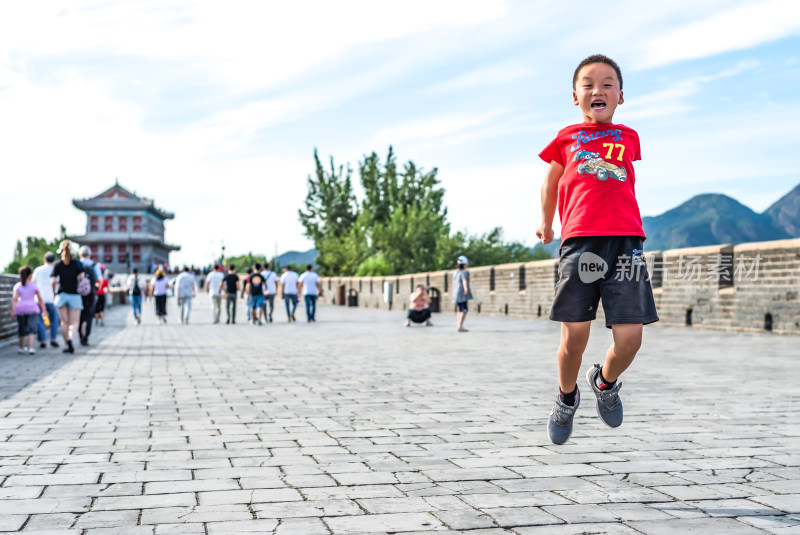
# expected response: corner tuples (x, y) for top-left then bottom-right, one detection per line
(536, 55), (658, 445)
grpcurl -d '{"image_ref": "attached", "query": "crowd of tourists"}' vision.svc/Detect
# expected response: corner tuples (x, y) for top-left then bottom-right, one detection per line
(124, 262), (322, 326)
(11, 243), (473, 355)
(10, 240), (110, 354)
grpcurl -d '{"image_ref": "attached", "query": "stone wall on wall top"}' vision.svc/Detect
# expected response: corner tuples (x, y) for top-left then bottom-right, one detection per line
(319, 238), (800, 335)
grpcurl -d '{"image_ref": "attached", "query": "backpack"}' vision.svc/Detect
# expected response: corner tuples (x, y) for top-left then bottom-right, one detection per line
(79, 261), (97, 297)
(77, 276), (92, 296)
(132, 277), (142, 296)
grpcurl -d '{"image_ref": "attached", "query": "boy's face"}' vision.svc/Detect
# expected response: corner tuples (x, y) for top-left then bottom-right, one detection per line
(573, 62), (623, 123)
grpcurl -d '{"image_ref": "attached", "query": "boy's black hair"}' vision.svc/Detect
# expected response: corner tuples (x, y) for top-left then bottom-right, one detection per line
(573, 54), (623, 90)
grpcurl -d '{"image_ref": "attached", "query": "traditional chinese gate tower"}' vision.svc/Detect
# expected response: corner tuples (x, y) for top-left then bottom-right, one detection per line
(69, 181), (180, 274)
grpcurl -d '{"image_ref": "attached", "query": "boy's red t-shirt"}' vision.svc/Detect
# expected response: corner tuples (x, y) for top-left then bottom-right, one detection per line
(539, 122), (645, 242)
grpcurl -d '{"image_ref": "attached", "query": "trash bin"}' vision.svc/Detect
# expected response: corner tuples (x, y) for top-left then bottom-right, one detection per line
(337, 284), (346, 306)
(347, 289), (358, 307)
(427, 287), (440, 313)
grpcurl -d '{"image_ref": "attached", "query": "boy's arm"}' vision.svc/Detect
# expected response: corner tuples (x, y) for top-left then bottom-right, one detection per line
(535, 161), (565, 245)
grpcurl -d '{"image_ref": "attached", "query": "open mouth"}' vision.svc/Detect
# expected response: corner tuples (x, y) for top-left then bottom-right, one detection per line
(591, 100), (606, 110)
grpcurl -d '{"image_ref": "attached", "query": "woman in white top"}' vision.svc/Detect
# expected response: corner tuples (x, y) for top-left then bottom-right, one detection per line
(150, 269), (171, 324)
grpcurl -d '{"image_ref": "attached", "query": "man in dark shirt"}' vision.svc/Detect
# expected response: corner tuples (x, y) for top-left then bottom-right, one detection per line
(220, 265), (240, 324)
(244, 263), (266, 325)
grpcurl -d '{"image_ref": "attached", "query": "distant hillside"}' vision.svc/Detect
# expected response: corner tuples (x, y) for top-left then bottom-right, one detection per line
(276, 248), (317, 267)
(765, 184), (800, 237)
(641, 193), (790, 251)
(539, 183), (800, 253)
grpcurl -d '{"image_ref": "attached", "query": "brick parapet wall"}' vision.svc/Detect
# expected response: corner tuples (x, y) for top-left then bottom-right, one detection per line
(0, 274), (18, 340)
(320, 238), (800, 334)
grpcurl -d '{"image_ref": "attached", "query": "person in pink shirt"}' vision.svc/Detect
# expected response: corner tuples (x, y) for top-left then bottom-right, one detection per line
(12, 266), (46, 355)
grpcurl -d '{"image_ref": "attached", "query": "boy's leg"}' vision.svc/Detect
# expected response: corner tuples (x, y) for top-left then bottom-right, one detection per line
(585, 323), (642, 429)
(603, 323), (643, 382)
(558, 321), (591, 393)
(547, 321), (590, 445)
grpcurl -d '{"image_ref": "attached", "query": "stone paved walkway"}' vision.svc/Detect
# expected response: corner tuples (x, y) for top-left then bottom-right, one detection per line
(0, 297), (798, 534)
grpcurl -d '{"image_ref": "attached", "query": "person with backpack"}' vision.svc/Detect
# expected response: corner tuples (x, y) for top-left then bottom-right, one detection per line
(243, 263), (266, 325)
(78, 246), (100, 346)
(127, 268), (144, 324)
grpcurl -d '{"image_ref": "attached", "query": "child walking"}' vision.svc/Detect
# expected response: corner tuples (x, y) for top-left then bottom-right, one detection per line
(536, 55), (658, 445)
(12, 266), (47, 354)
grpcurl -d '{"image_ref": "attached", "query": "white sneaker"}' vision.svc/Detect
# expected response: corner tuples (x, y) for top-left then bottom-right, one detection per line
(28, 348), (35, 354)
(17, 348), (25, 354)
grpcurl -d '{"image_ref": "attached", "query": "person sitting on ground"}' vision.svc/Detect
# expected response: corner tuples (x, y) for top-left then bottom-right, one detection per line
(405, 284), (433, 327)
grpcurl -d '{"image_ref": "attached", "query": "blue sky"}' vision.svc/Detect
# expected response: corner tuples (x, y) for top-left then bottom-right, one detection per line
(1, 0), (799, 268)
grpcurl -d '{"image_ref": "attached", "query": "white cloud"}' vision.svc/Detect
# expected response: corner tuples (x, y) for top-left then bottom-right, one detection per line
(621, 60), (760, 120)
(366, 109), (507, 147)
(0, 1), (509, 91)
(633, 0), (800, 69)
(424, 61), (533, 94)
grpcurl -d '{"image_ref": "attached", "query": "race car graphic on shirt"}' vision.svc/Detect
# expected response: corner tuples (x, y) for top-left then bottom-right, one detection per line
(572, 150), (627, 182)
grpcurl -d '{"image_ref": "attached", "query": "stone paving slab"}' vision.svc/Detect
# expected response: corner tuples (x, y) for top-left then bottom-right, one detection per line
(0, 297), (798, 533)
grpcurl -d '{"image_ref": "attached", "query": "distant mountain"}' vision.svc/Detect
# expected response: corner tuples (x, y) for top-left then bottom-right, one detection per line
(765, 184), (800, 237)
(276, 248), (317, 268)
(642, 193), (791, 251)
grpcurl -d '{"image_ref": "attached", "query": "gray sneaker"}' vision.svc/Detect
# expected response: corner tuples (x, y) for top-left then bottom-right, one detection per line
(547, 388), (580, 445)
(586, 364), (623, 428)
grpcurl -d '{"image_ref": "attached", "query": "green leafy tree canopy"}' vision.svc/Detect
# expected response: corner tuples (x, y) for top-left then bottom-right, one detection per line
(300, 147), (540, 276)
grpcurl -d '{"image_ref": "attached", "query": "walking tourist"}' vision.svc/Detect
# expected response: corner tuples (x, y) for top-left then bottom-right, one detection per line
(298, 264), (320, 322)
(127, 268), (143, 324)
(32, 252), (59, 348)
(222, 265), (240, 324)
(405, 284), (433, 327)
(12, 266), (46, 354)
(206, 264), (225, 323)
(151, 268), (170, 323)
(452, 255), (472, 332)
(175, 266), (197, 324)
(536, 54), (658, 445)
(279, 265), (299, 322)
(94, 269), (110, 326)
(260, 263), (278, 323)
(52, 240), (84, 353)
(244, 264), (266, 325)
(77, 246), (99, 346)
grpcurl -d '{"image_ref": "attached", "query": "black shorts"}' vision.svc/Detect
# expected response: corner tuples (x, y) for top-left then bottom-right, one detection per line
(456, 301), (468, 313)
(17, 314), (38, 336)
(95, 294), (106, 313)
(550, 235), (658, 328)
(407, 308), (431, 323)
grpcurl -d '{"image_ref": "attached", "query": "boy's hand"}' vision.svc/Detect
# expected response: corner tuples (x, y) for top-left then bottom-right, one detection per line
(536, 224), (554, 245)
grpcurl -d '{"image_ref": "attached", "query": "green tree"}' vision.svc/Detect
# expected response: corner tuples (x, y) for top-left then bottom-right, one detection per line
(300, 147), (541, 276)
(298, 150), (357, 243)
(5, 232), (64, 274)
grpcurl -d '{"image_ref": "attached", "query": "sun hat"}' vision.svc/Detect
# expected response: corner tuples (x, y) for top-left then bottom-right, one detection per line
(457, 255), (468, 265)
